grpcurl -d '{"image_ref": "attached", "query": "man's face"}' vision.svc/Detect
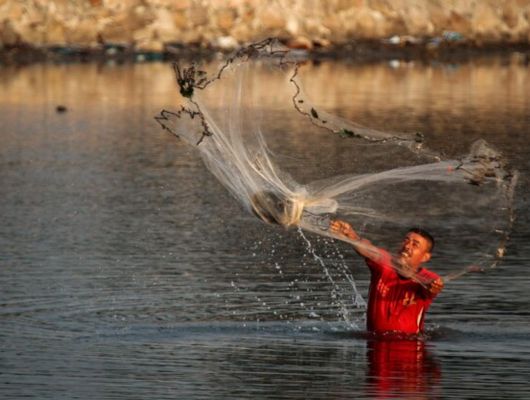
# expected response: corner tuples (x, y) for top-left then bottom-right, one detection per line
(398, 232), (432, 270)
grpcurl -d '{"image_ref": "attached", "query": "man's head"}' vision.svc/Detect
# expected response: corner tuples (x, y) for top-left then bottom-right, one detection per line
(398, 228), (434, 271)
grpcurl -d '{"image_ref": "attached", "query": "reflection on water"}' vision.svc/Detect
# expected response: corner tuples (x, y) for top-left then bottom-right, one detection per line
(1, 57), (530, 399)
(366, 338), (441, 399)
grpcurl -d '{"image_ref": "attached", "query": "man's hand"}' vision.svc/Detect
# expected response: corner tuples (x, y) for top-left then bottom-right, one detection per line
(428, 277), (444, 295)
(330, 219), (359, 241)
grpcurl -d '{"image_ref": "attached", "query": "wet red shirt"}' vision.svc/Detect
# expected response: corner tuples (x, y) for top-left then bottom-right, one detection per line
(366, 250), (440, 335)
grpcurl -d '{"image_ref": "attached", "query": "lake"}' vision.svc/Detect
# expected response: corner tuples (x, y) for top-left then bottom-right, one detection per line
(1, 54), (529, 399)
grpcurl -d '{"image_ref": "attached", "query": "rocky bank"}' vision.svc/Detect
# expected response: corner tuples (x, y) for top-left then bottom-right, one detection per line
(1, 0), (530, 57)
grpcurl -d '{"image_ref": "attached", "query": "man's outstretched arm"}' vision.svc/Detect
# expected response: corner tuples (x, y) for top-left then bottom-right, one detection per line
(329, 219), (385, 262)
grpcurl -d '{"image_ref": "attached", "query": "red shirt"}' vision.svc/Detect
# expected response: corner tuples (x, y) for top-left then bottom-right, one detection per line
(366, 250), (441, 335)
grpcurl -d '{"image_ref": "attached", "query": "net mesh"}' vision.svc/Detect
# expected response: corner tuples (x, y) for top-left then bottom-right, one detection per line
(156, 38), (517, 285)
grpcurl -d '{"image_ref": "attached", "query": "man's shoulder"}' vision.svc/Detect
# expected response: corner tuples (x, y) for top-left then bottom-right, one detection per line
(365, 249), (394, 273)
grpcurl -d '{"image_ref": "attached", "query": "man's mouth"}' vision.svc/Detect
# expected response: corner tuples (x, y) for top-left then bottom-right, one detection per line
(400, 251), (410, 258)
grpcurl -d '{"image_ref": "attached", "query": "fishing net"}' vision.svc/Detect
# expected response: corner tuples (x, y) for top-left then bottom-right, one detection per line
(156, 38), (517, 286)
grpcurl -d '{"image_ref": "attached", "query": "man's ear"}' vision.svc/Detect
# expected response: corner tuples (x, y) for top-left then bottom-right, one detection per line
(421, 252), (431, 263)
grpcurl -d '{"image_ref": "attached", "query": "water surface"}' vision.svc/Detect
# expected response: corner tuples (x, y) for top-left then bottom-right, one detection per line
(1, 57), (530, 399)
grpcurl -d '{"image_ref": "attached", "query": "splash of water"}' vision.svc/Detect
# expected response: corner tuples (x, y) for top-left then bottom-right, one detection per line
(297, 227), (365, 329)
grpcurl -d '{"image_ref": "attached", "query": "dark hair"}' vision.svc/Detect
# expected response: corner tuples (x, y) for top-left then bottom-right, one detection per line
(407, 227), (435, 252)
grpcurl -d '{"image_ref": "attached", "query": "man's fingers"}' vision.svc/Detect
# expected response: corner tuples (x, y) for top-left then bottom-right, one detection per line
(330, 220), (356, 240)
(329, 221), (341, 232)
(330, 220), (346, 231)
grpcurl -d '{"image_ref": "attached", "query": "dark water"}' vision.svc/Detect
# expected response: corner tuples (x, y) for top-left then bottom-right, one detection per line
(1, 57), (530, 399)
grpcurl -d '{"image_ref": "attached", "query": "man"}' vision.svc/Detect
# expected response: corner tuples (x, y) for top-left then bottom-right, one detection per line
(330, 220), (444, 335)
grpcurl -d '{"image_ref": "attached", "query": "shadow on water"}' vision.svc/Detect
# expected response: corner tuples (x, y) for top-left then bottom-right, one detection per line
(1, 57), (530, 399)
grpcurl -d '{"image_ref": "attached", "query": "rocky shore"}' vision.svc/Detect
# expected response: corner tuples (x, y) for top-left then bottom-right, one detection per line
(2, 0), (530, 63)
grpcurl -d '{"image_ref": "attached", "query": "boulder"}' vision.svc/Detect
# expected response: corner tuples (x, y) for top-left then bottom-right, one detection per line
(137, 37), (164, 52)
(257, 5), (287, 33)
(286, 15), (299, 36)
(187, 3), (209, 27)
(447, 10), (472, 37)
(13, 21), (45, 46)
(173, 10), (188, 30)
(132, 24), (154, 47)
(286, 35), (313, 50)
(230, 23), (252, 43)
(353, 8), (387, 39)
(329, 0), (364, 13)
(44, 18), (66, 46)
(98, 5), (155, 44)
(402, 5), (434, 36)
(177, 27), (204, 45)
(427, 2), (450, 34)
(502, 0), (520, 29)
(171, 0), (192, 11)
(151, 7), (179, 43)
(211, 35), (238, 50)
(215, 8), (237, 33)
(0, 19), (20, 46)
(65, 18), (99, 47)
(305, 17), (331, 39)
(472, 3), (505, 41)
